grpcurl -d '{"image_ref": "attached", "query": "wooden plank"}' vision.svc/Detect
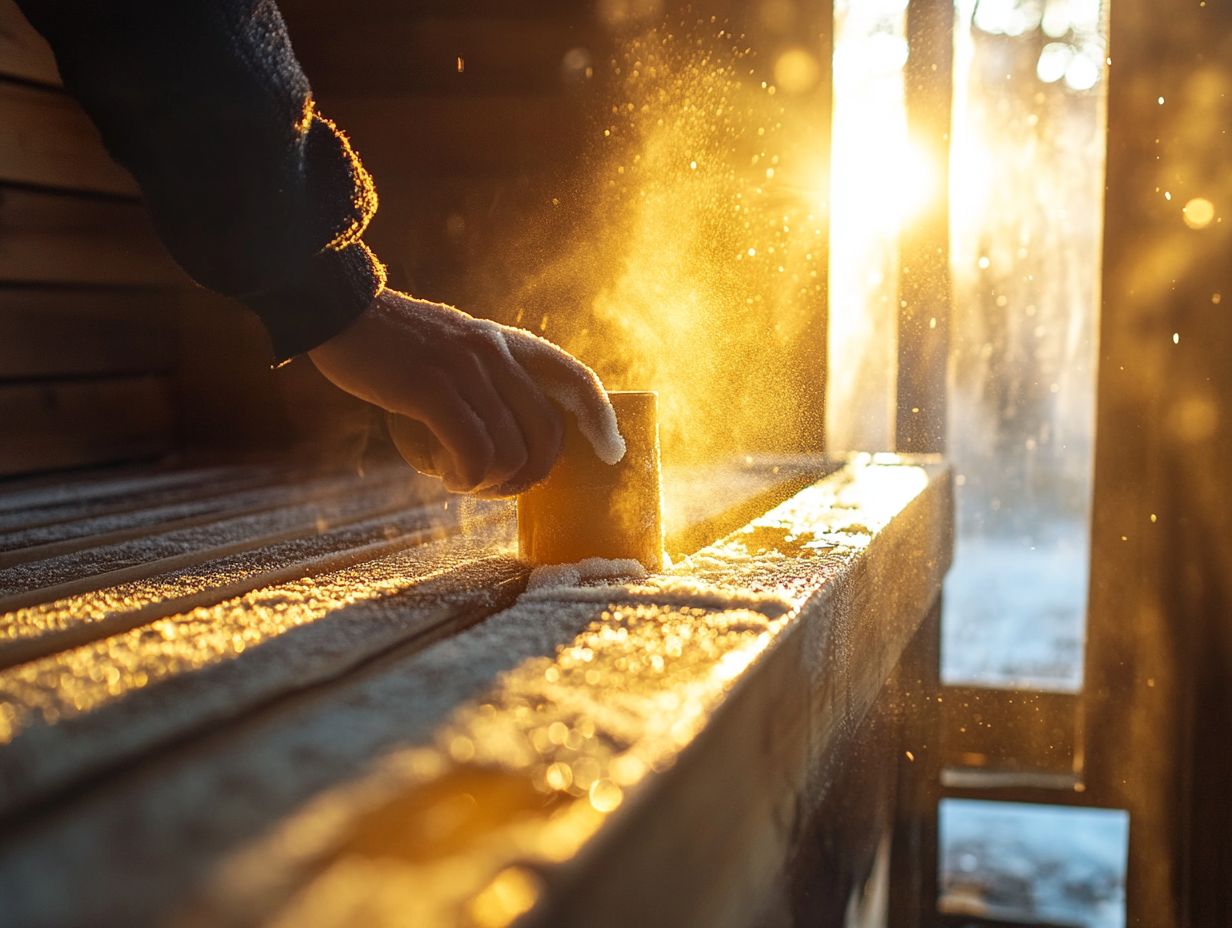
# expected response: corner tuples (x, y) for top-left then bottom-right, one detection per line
(661, 456), (835, 559)
(0, 526), (521, 818)
(0, 463), (429, 561)
(0, 186), (185, 287)
(0, 465), (279, 534)
(0, 456), (952, 926)
(0, 287), (173, 379)
(896, 0), (953, 454)
(0, 458), (818, 666)
(941, 686), (1079, 778)
(0, 469), (446, 606)
(888, 602), (942, 928)
(1087, 0), (1232, 924)
(0, 377), (173, 477)
(0, 458), (811, 722)
(0, 463), (263, 520)
(0, 0), (58, 85)
(0, 501), (493, 671)
(0, 81), (137, 196)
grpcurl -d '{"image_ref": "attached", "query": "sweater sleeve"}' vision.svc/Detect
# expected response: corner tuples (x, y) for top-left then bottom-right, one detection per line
(15, 0), (386, 363)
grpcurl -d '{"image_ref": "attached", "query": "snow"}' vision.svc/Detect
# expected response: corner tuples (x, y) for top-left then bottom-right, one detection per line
(942, 523), (1088, 691)
(940, 799), (1129, 928)
(526, 557), (647, 591)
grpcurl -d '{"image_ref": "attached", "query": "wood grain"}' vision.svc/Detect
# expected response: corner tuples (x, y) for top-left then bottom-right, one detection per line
(0, 186), (184, 286)
(0, 377), (174, 477)
(0, 0), (57, 85)
(0, 457), (952, 927)
(0, 288), (173, 379)
(0, 81), (137, 196)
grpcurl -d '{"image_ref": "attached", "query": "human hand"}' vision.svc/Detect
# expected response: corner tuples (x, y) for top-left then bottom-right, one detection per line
(308, 289), (625, 496)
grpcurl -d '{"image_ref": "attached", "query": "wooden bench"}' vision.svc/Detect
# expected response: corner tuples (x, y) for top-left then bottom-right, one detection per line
(0, 454), (950, 927)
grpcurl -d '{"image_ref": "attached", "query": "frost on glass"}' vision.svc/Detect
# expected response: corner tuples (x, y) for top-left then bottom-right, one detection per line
(942, 0), (1107, 691)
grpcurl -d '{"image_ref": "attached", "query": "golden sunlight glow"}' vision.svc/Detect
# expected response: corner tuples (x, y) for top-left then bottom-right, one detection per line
(854, 138), (936, 232)
(467, 867), (540, 928)
(826, 0), (917, 452)
(219, 461), (929, 928)
(516, 28), (828, 462)
(588, 778), (624, 813)
(773, 47), (822, 94)
(1182, 197), (1216, 230)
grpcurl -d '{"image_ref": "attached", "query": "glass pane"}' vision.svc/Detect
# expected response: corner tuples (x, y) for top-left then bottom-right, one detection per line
(942, 0), (1109, 691)
(940, 799), (1130, 928)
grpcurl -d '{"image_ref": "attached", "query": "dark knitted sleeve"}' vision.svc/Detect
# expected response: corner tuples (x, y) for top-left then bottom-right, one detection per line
(15, 0), (386, 363)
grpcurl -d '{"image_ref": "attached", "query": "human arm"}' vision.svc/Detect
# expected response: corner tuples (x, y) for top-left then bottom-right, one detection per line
(14, 0), (382, 361)
(16, 0), (622, 493)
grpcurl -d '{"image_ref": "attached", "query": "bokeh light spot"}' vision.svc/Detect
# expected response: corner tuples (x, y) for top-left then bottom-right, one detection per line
(1182, 197), (1216, 230)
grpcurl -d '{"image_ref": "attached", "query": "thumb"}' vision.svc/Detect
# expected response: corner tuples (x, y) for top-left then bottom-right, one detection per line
(386, 413), (446, 478)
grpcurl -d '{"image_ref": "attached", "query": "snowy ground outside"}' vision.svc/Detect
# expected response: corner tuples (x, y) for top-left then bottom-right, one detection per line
(940, 799), (1130, 928)
(942, 524), (1088, 692)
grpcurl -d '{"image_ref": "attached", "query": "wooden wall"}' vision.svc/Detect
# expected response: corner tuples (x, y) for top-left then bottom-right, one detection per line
(0, 0), (181, 477)
(1088, 1), (1232, 923)
(2, 0), (831, 475)
(278, 0), (607, 316)
(0, 0), (614, 478)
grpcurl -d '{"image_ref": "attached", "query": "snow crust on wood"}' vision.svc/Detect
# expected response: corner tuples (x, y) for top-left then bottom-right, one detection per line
(0, 524), (521, 817)
(0, 464), (253, 527)
(0, 476), (447, 600)
(0, 468), (406, 554)
(526, 557), (647, 591)
(0, 457), (945, 928)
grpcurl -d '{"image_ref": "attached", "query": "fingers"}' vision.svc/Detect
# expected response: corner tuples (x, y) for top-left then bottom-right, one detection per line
(412, 376), (496, 492)
(386, 413), (446, 476)
(452, 351), (529, 491)
(479, 344), (564, 495)
(502, 327), (626, 465)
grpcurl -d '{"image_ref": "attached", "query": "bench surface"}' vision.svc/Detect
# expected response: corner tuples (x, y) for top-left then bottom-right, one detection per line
(0, 454), (950, 928)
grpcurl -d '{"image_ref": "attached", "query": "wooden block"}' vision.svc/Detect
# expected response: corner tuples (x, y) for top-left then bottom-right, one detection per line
(0, 457), (952, 927)
(0, 288), (173, 379)
(0, 186), (185, 286)
(0, 0), (58, 85)
(0, 376), (174, 477)
(0, 81), (137, 196)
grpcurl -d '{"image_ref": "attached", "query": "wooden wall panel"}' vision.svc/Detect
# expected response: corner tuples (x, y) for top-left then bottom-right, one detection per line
(0, 0), (58, 86)
(0, 82), (136, 195)
(0, 376), (174, 477)
(0, 289), (174, 378)
(324, 95), (587, 175)
(0, 187), (185, 287)
(1088, 1), (1232, 923)
(291, 17), (596, 94)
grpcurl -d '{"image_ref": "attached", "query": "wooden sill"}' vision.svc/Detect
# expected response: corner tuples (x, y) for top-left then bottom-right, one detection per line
(0, 454), (951, 926)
